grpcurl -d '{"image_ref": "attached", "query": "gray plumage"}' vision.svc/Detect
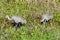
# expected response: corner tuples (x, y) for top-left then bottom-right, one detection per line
(5, 15), (27, 30)
(5, 15), (27, 24)
(40, 13), (54, 22)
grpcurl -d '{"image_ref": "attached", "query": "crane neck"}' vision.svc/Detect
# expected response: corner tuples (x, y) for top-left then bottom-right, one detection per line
(7, 16), (12, 20)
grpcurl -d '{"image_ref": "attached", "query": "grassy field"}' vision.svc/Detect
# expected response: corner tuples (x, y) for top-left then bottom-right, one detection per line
(0, 0), (60, 40)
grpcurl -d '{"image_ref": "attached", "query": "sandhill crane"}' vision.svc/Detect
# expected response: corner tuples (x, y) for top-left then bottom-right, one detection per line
(40, 13), (54, 23)
(5, 15), (27, 30)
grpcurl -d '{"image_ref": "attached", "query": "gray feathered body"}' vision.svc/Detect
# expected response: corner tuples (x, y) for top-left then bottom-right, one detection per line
(5, 15), (27, 30)
(11, 16), (27, 24)
(40, 13), (54, 22)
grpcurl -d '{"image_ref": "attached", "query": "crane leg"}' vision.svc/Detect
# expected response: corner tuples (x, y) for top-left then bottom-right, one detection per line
(15, 23), (22, 31)
(15, 23), (19, 31)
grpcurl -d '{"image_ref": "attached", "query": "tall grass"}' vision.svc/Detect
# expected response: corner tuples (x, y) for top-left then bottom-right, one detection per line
(0, 0), (60, 40)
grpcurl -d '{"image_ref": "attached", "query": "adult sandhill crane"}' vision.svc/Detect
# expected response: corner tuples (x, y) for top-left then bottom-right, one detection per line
(40, 13), (54, 23)
(5, 15), (27, 30)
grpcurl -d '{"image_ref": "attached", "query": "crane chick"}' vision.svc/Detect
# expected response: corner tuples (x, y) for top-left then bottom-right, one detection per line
(40, 13), (54, 23)
(5, 15), (27, 30)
